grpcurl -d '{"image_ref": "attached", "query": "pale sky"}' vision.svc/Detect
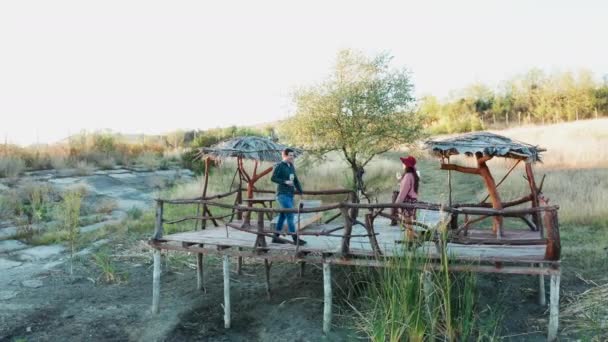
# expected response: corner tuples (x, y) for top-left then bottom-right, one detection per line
(1, 0), (606, 145)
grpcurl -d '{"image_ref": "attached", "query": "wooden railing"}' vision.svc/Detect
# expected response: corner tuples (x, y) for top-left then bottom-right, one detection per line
(152, 189), (561, 261)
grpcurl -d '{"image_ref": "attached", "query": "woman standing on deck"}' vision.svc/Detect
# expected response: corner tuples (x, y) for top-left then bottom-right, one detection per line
(395, 156), (420, 239)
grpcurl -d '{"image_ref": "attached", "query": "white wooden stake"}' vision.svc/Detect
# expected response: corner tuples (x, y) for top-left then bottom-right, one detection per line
(323, 262), (332, 334)
(538, 273), (546, 306)
(152, 249), (161, 313)
(223, 255), (231, 329)
(547, 273), (560, 341)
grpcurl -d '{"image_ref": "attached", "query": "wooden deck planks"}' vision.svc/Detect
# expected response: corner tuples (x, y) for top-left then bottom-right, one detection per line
(159, 213), (551, 264)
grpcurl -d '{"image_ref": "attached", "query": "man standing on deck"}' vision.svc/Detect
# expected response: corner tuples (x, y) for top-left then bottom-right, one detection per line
(271, 148), (306, 245)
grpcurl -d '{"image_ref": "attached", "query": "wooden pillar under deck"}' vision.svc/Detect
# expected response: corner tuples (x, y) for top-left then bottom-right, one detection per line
(322, 262), (332, 334)
(201, 157), (210, 229)
(340, 207), (353, 256)
(547, 273), (560, 341)
(390, 191), (398, 226)
(197, 250), (205, 292)
(152, 249), (161, 314)
(223, 255), (231, 329)
(236, 248), (243, 275)
(264, 259), (271, 299)
(538, 267), (546, 306)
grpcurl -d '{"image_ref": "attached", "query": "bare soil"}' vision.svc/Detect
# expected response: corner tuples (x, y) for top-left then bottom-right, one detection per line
(1, 235), (603, 341)
(0, 238), (357, 342)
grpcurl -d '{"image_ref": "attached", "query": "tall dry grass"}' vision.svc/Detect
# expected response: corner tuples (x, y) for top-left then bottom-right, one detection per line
(482, 118), (608, 226)
(0, 156), (26, 178)
(491, 118), (608, 170)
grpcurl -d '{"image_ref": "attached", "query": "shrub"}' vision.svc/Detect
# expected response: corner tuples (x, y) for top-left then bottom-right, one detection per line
(159, 157), (171, 170)
(0, 156), (26, 178)
(96, 198), (119, 214)
(0, 189), (23, 219)
(136, 152), (161, 170)
(126, 206), (143, 220)
(97, 156), (117, 170)
(74, 160), (94, 176)
(92, 134), (116, 155)
(92, 250), (127, 283)
(19, 182), (54, 223)
(181, 149), (205, 174)
(50, 155), (69, 170)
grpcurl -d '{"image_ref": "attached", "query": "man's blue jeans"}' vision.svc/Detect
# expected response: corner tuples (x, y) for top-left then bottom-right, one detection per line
(276, 194), (296, 234)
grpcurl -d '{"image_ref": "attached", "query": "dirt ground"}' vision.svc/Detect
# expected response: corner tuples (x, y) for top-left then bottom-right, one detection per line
(0, 235), (601, 342)
(0, 238), (357, 342)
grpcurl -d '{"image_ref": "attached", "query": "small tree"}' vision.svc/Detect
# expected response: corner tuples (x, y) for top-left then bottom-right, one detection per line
(61, 190), (82, 275)
(280, 49), (425, 202)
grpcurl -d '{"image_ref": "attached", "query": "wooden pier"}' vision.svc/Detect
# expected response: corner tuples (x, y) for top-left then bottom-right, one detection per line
(148, 190), (561, 340)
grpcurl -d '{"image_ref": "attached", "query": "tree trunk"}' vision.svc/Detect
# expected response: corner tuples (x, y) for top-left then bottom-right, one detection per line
(518, 111), (522, 125)
(350, 165), (361, 221)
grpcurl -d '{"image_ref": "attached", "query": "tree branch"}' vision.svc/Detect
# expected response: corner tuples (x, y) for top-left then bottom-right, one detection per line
(476, 154), (494, 164)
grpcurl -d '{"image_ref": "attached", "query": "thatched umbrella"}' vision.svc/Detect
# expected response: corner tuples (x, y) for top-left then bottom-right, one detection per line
(426, 131), (545, 162)
(197, 136), (302, 199)
(425, 132), (546, 238)
(198, 136), (301, 163)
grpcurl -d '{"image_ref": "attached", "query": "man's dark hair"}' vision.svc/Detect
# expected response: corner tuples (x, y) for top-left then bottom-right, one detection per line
(282, 148), (294, 156)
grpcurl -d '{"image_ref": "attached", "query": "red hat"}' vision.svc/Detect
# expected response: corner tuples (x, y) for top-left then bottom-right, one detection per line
(400, 156), (416, 168)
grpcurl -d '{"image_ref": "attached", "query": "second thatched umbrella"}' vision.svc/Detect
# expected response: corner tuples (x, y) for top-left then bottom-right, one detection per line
(197, 136), (302, 199)
(425, 131), (546, 238)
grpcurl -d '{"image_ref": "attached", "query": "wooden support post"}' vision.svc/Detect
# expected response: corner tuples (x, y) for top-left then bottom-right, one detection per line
(153, 200), (164, 240)
(203, 205), (219, 227)
(194, 203), (201, 230)
(254, 210), (267, 250)
(547, 273), (560, 341)
(450, 213), (459, 231)
(264, 258), (271, 299)
(390, 190), (398, 226)
(476, 157), (503, 238)
(223, 255), (231, 329)
(340, 207), (353, 256)
(525, 162), (542, 231)
(538, 265), (546, 306)
(299, 262), (305, 278)
(202, 157), (210, 229)
(544, 210), (561, 261)
(365, 214), (382, 256)
(197, 252), (205, 292)
(152, 249), (161, 313)
(236, 168), (243, 220)
(447, 157), (453, 207)
(236, 247), (243, 275)
(323, 262), (332, 334)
